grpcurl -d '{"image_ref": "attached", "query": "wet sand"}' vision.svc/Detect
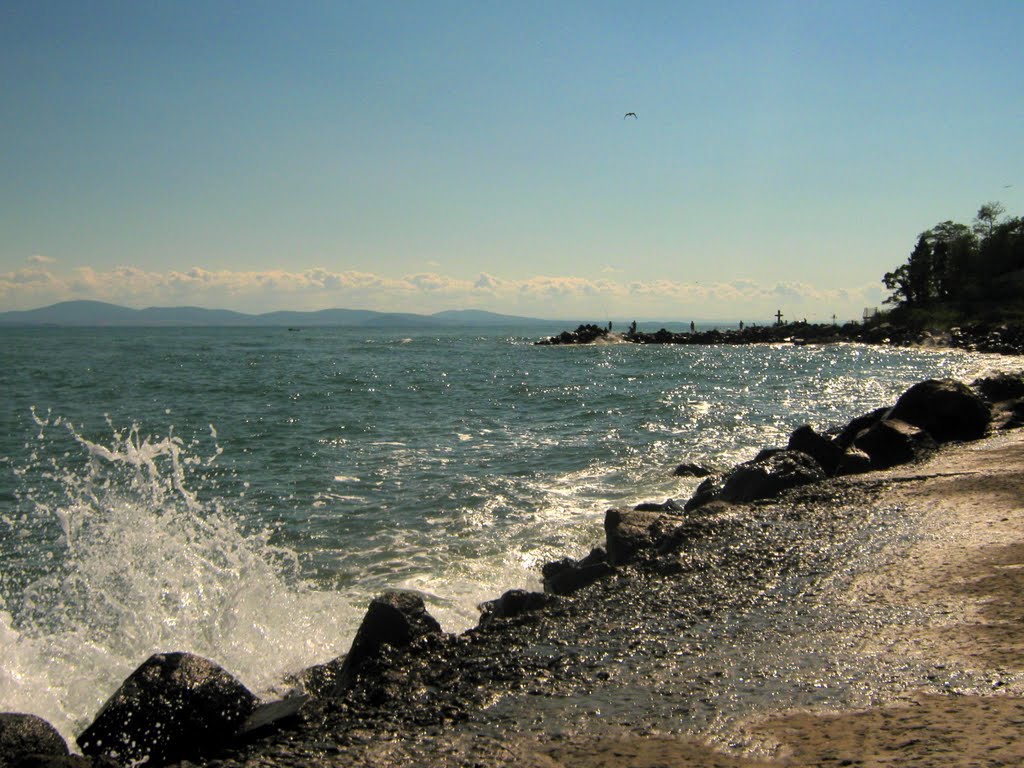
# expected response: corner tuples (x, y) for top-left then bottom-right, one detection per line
(529, 430), (1024, 767)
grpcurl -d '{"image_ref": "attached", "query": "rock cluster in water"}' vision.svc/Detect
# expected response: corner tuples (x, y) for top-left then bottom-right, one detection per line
(535, 320), (1024, 355)
(4, 373), (1024, 767)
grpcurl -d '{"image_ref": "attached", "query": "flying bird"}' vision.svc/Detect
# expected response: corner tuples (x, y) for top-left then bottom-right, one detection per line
(624, 112), (637, 119)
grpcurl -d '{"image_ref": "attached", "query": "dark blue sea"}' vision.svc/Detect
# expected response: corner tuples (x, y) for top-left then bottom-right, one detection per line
(0, 325), (1014, 739)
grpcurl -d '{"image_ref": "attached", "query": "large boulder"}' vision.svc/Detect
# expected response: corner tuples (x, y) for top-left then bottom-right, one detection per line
(889, 378), (991, 442)
(672, 462), (713, 478)
(332, 591), (443, 693)
(7, 757), (112, 768)
(835, 446), (873, 476)
(77, 652), (257, 766)
(973, 372), (1024, 402)
(787, 424), (843, 476)
(683, 474), (727, 512)
(541, 555), (613, 595)
(0, 713), (69, 767)
(632, 498), (684, 512)
(834, 406), (891, 449)
(478, 589), (554, 624)
(853, 418), (937, 469)
(718, 450), (825, 504)
(604, 508), (681, 565)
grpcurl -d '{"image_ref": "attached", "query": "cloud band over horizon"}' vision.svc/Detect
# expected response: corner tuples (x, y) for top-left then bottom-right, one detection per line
(1, 257), (884, 322)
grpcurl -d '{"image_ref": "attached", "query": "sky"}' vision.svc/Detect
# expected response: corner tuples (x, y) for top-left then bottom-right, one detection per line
(2, 1), (1022, 323)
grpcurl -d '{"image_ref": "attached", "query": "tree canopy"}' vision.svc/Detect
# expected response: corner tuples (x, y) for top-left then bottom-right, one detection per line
(882, 203), (1024, 318)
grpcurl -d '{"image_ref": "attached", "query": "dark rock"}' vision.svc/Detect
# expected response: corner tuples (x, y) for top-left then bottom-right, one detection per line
(835, 446), (873, 475)
(835, 406), (891, 449)
(535, 324), (610, 345)
(853, 418), (938, 469)
(478, 589), (554, 623)
(718, 450), (826, 504)
(889, 378), (991, 442)
(0, 713), (68, 767)
(541, 558), (613, 595)
(683, 474), (726, 512)
(235, 695), (309, 742)
(578, 546), (608, 567)
(672, 462), (713, 478)
(333, 591), (443, 693)
(787, 424), (844, 476)
(295, 661), (340, 699)
(633, 498), (684, 512)
(604, 508), (682, 565)
(751, 447), (786, 463)
(973, 372), (1024, 402)
(992, 398), (1024, 430)
(11, 756), (118, 768)
(77, 652), (258, 767)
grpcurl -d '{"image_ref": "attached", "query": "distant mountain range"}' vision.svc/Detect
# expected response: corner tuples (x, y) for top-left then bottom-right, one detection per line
(0, 300), (560, 328)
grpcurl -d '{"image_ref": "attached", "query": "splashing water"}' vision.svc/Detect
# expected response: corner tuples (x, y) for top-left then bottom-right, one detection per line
(0, 413), (357, 744)
(3, 327), (1020, 747)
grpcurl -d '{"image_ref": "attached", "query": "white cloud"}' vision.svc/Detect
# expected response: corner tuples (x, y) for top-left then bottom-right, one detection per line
(27, 254), (56, 265)
(474, 272), (502, 291)
(0, 261), (881, 321)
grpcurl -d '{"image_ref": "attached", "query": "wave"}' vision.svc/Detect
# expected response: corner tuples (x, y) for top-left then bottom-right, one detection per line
(0, 415), (357, 743)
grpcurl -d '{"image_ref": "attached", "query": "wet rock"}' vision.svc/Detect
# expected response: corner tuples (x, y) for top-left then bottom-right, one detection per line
(853, 418), (938, 469)
(333, 591), (444, 693)
(672, 462), (713, 478)
(633, 498), (684, 512)
(10, 756), (117, 768)
(835, 446), (873, 476)
(992, 398), (1024, 430)
(973, 371), (1024, 402)
(835, 406), (892, 449)
(541, 553), (613, 595)
(604, 508), (682, 565)
(235, 695), (309, 742)
(751, 447), (786, 463)
(787, 424), (844, 476)
(535, 324), (610, 345)
(0, 713), (69, 767)
(683, 474), (726, 512)
(717, 450), (826, 504)
(77, 652), (258, 767)
(889, 378), (991, 442)
(294, 660), (341, 699)
(478, 589), (554, 623)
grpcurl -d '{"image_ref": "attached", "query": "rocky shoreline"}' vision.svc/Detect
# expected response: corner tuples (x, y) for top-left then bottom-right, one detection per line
(3, 373), (1024, 767)
(536, 320), (1024, 355)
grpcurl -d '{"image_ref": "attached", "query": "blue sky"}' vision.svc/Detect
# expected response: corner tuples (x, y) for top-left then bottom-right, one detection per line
(2, 1), (1021, 322)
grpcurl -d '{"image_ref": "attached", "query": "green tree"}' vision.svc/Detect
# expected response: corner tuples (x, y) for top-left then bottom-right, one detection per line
(974, 202), (1006, 239)
(880, 203), (1017, 316)
(927, 221), (976, 301)
(882, 263), (912, 305)
(906, 234), (934, 305)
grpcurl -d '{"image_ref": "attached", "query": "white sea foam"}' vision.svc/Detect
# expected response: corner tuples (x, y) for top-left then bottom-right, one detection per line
(0, 418), (360, 745)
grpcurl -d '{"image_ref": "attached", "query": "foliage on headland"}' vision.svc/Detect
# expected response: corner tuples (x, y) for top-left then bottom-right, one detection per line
(540, 202), (1024, 353)
(881, 202), (1024, 328)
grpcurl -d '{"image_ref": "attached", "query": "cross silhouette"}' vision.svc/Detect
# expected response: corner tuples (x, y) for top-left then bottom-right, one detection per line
(775, 309), (784, 326)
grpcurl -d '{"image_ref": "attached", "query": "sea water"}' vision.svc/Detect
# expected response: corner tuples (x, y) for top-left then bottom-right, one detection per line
(0, 325), (1016, 741)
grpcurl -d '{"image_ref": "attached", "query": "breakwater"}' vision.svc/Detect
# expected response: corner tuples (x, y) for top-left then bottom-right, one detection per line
(537, 320), (1024, 355)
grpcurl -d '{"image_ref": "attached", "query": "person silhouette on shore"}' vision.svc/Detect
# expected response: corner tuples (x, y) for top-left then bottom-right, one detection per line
(690, 321), (695, 333)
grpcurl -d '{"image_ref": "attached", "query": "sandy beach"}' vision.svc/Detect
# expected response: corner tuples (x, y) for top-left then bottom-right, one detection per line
(528, 429), (1024, 767)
